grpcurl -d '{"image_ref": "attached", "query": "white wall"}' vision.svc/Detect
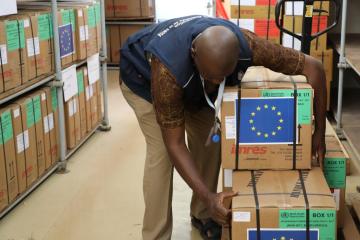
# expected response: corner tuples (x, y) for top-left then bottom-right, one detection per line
(155, 0), (214, 21)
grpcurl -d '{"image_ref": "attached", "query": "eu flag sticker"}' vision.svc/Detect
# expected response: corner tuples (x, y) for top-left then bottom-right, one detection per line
(236, 97), (296, 145)
(247, 228), (319, 240)
(59, 23), (74, 58)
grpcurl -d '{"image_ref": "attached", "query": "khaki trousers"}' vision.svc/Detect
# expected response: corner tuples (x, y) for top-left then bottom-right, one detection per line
(120, 83), (221, 240)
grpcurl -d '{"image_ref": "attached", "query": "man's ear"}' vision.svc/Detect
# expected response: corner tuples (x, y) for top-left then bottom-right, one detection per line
(191, 47), (196, 58)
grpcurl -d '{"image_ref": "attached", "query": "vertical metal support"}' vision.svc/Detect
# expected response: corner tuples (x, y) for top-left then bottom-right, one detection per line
(51, 0), (67, 170)
(99, 0), (111, 131)
(336, 0), (348, 133)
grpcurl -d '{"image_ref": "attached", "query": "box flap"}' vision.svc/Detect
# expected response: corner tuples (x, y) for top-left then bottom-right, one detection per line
(232, 168), (335, 210)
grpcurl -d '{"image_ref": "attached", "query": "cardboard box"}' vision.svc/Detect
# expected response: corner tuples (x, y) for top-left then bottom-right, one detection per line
(0, 128), (9, 211)
(74, 95), (81, 144)
(96, 80), (102, 123)
(30, 93), (46, 177)
(90, 82), (98, 128)
(37, 90), (52, 170)
(83, 67), (92, 133)
(45, 87), (59, 164)
(105, 0), (155, 19)
(310, 49), (333, 110)
(231, 18), (280, 44)
(0, 18), (23, 91)
(0, 108), (19, 202)
(16, 97), (38, 186)
(9, 103), (27, 194)
(74, 7), (88, 61)
(87, 3), (101, 57)
(285, 1), (330, 16)
(282, 15), (328, 51)
(231, 168), (336, 240)
(64, 96), (76, 149)
(230, 0), (276, 19)
(108, 24), (147, 64)
(77, 67), (87, 138)
(221, 67), (313, 170)
(58, 8), (77, 67)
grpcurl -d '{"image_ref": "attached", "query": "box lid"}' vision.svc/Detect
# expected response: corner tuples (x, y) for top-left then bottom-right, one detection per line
(232, 168), (335, 210)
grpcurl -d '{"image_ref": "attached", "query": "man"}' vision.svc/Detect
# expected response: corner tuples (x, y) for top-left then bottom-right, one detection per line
(120, 15), (326, 240)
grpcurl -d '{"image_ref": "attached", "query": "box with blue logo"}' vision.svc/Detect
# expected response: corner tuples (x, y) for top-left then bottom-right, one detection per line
(221, 67), (313, 170)
(230, 168), (336, 240)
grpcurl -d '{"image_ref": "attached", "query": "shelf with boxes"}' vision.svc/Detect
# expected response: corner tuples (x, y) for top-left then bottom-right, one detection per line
(0, 0), (110, 219)
(104, 0), (155, 66)
(220, 67), (349, 240)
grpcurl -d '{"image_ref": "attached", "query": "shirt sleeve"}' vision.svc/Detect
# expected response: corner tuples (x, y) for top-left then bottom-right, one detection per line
(151, 57), (185, 129)
(241, 29), (305, 75)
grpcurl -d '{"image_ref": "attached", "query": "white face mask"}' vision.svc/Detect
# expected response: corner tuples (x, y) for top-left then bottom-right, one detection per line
(200, 75), (226, 146)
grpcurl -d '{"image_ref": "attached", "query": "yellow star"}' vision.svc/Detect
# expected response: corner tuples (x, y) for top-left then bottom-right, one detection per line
(251, 126), (256, 131)
(264, 104), (268, 109)
(256, 106), (261, 111)
(279, 118), (284, 123)
(251, 112), (256, 116)
(277, 126), (282, 130)
(277, 111), (282, 116)
(264, 133), (269, 138)
(257, 131), (261, 136)
(271, 106), (276, 111)
(249, 119), (254, 124)
(272, 131), (276, 136)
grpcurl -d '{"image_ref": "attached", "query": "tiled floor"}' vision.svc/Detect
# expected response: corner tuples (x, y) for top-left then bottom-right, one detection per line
(0, 70), (358, 240)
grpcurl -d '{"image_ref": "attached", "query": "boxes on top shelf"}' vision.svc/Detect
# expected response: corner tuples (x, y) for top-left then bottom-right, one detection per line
(105, 0), (155, 19)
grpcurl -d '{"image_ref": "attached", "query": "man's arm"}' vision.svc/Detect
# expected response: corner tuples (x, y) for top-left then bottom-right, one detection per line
(150, 57), (235, 225)
(242, 29), (326, 165)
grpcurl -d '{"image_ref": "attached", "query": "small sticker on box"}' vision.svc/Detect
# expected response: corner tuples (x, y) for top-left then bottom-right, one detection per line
(27, 37), (40, 57)
(332, 189), (340, 211)
(43, 115), (49, 133)
(13, 108), (20, 118)
(16, 133), (25, 153)
(0, 44), (8, 65)
(24, 19), (30, 28)
(233, 212), (251, 222)
(223, 92), (238, 102)
(78, 9), (83, 17)
(41, 93), (46, 101)
(48, 113), (54, 130)
(73, 98), (77, 113)
(224, 169), (233, 188)
(85, 86), (90, 100)
(225, 116), (236, 139)
(85, 25), (89, 40)
(80, 26), (86, 41)
(23, 130), (29, 150)
(68, 100), (75, 117)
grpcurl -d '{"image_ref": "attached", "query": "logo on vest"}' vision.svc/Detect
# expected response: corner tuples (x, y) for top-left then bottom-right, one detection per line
(157, 16), (203, 38)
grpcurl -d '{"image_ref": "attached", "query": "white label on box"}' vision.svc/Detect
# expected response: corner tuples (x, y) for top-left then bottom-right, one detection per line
(285, 2), (304, 15)
(224, 169), (233, 188)
(233, 212), (251, 222)
(80, 26), (86, 41)
(238, 19), (255, 32)
(23, 130), (30, 150)
(78, 9), (83, 17)
(27, 37), (40, 57)
(0, 0), (17, 17)
(332, 189), (340, 211)
(225, 116), (236, 140)
(24, 19), (30, 28)
(13, 108), (20, 118)
(85, 25), (89, 40)
(231, 0), (256, 6)
(62, 65), (78, 102)
(41, 92), (46, 101)
(223, 92), (238, 102)
(0, 44), (8, 65)
(48, 113), (54, 130)
(282, 33), (301, 51)
(87, 53), (100, 84)
(89, 85), (94, 97)
(73, 98), (77, 113)
(68, 99), (75, 117)
(16, 133), (25, 153)
(43, 115), (49, 133)
(85, 86), (90, 100)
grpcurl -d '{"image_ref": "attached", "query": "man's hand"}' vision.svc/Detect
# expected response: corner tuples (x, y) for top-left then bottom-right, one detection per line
(301, 55), (327, 167)
(206, 191), (237, 226)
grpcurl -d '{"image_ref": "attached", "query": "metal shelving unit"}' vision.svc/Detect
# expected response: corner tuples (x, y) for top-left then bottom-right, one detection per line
(0, 0), (110, 218)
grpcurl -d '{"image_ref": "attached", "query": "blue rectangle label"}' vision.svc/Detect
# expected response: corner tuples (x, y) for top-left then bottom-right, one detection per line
(247, 228), (319, 240)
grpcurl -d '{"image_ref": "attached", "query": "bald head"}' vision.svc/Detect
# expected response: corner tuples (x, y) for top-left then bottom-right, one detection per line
(192, 26), (240, 84)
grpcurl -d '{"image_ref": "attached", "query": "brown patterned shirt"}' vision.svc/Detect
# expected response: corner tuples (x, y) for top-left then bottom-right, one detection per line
(151, 29), (306, 129)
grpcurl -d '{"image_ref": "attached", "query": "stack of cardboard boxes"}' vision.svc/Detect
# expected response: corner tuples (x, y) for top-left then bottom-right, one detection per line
(0, 86), (60, 212)
(105, 0), (155, 64)
(281, 1), (334, 110)
(230, 0), (280, 44)
(221, 67), (347, 239)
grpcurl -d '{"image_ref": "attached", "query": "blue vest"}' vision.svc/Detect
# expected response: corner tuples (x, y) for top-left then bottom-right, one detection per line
(120, 15), (252, 109)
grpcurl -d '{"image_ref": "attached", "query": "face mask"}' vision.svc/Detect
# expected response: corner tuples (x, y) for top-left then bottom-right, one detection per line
(200, 75), (226, 146)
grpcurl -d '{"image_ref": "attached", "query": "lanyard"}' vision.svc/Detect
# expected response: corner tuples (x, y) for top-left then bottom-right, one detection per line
(200, 76), (226, 146)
